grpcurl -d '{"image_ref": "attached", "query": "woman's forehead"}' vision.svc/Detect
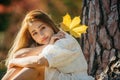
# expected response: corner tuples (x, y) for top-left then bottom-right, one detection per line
(28, 21), (41, 31)
(29, 21), (45, 28)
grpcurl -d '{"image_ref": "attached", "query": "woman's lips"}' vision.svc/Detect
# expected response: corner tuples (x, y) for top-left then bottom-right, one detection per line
(41, 36), (48, 42)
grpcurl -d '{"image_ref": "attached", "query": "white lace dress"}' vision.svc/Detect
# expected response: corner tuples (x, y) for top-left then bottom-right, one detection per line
(41, 33), (94, 80)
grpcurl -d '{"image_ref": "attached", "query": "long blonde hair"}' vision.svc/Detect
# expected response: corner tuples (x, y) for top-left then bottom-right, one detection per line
(6, 9), (60, 66)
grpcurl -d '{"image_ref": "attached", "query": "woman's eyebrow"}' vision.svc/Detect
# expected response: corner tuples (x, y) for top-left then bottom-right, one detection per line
(38, 24), (44, 28)
(31, 24), (44, 33)
(32, 30), (36, 33)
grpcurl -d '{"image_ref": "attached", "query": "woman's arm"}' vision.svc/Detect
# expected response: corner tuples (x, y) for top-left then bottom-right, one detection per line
(8, 44), (48, 68)
(13, 44), (47, 58)
(8, 46), (49, 69)
(8, 54), (49, 70)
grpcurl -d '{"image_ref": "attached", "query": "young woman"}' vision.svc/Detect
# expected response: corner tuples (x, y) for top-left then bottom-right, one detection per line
(2, 9), (64, 80)
(2, 10), (94, 80)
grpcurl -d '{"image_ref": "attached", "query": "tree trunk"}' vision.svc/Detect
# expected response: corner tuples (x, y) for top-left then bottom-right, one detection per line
(81, 0), (120, 80)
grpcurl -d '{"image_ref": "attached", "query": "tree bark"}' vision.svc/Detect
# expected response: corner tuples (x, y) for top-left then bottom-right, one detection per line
(81, 0), (120, 80)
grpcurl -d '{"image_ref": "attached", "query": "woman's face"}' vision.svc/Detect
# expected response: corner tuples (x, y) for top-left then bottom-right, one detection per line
(28, 21), (54, 45)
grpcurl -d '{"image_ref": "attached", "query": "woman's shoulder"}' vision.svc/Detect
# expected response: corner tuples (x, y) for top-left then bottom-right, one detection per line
(58, 31), (78, 44)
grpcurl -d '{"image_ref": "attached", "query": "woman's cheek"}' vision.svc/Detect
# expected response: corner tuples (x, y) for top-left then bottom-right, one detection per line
(33, 37), (40, 44)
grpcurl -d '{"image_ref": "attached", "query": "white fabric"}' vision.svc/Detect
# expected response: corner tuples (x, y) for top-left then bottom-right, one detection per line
(41, 33), (94, 80)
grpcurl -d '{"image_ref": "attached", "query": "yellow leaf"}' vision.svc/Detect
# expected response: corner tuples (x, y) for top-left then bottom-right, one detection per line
(70, 30), (81, 38)
(69, 25), (88, 38)
(60, 23), (70, 31)
(70, 16), (81, 29)
(63, 13), (71, 29)
(72, 25), (88, 33)
(61, 13), (88, 38)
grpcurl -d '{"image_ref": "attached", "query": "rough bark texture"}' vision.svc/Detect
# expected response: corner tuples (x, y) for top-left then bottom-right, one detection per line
(81, 0), (120, 80)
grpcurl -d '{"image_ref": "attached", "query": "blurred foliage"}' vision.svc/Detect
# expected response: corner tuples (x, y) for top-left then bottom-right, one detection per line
(0, 13), (11, 31)
(0, 0), (82, 31)
(63, 0), (82, 15)
(0, 59), (6, 79)
(0, 68), (6, 79)
(0, 0), (11, 6)
(0, 0), (12, 31)
(48, 0), (82, 23)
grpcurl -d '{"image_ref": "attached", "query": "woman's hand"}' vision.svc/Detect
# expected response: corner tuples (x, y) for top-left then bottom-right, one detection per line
(49, 31), (65, 44)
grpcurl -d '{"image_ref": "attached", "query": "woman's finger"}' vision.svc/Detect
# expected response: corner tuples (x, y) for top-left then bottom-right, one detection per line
(49, 36), (59, 44)
(57, 31), (65, 38)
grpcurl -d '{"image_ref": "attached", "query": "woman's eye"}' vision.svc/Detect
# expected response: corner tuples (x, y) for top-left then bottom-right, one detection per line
(41, 26), (45, 29)
(33, 32), (37, 36)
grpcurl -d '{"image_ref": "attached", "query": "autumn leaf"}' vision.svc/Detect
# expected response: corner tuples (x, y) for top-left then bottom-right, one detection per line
(61, 13), (88, 38)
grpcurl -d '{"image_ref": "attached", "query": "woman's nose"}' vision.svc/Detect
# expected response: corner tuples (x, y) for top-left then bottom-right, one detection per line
(39, 31), (44, 37)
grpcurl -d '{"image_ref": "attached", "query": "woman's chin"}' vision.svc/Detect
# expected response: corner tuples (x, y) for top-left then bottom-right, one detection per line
(44, 40), (50, 44)
(39, 41), (49, 45)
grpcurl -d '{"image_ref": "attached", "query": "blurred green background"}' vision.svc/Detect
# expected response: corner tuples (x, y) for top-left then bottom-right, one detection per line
(0, 0), (82, 78)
